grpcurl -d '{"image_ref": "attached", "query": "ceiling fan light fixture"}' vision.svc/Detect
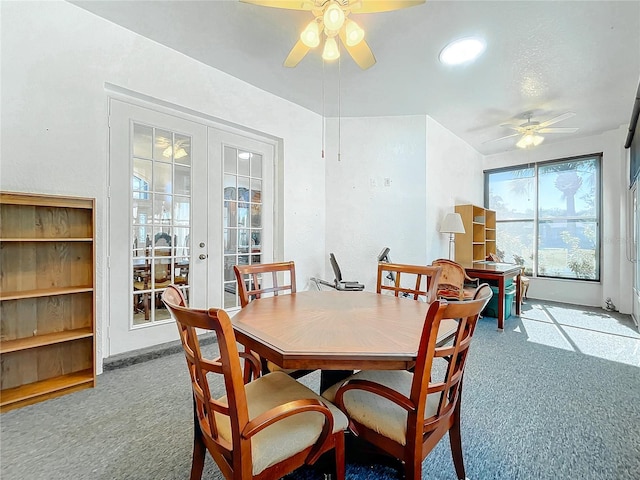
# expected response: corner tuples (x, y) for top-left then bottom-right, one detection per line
(322, 36), (340, 61)
(163, 145), (188, 159)
(439, 37), (486, 66)
(516, 133), (544, 149)
(345, 18), (364, 46)
(323, 2), (345, 31)
(300, 19), (320, 48)
(174, 147), (188, 160)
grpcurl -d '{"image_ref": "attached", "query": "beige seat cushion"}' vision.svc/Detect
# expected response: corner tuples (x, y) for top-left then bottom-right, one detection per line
(322, 370), (441, 446)
(216, 371), (348, 476)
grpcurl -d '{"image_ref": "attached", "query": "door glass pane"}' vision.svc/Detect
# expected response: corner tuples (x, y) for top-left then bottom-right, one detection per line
(238, 177), (250, 201)
(224, 146), (237, 174)
(175, 165), (191, 196)
(224, 228), (237, 254)
(251, 153), (262, 177)
(133, 124), (153, 159)
(239, 151), (250, 176)
(154, 129), (173, 160)
(222, 147), (263, 309)
(132, 122), (191, 326)
(154, 162), (172, 193)
(174, 133), (191, 166)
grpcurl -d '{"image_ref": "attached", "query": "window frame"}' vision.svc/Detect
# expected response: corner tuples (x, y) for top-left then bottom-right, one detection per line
(484, 153), (602, 282)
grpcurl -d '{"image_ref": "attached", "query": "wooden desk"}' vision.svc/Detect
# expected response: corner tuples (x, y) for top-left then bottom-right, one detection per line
(231, 290), (458, 389)
(463, 262), (521, 331)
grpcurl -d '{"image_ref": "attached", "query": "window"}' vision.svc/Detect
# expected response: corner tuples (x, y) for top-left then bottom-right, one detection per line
(485, 154), (601, 281)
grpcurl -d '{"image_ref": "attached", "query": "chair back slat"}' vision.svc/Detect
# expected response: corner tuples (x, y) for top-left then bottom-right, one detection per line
(162, 285), (250, 463)
(234, 261), (297, 307)
(411, 284), (493, 430)
(376, 263), (442, 303)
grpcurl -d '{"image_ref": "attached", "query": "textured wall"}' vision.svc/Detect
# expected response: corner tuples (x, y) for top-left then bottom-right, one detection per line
(323, 115), (483, 290)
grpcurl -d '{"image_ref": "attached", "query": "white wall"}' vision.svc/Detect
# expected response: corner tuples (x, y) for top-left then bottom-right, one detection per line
(483, 126), (632, 312)
(0, 1), (327, 364)
(426, 116), (485, 260)
(323, 115), (483, 290)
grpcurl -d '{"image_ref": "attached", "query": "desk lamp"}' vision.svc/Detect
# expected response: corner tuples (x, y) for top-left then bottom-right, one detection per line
(439, 213), (465, 260)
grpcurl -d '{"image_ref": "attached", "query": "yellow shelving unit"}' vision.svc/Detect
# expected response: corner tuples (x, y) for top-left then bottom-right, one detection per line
(0, 192), (95, 412)
(454, 204), (497, 265)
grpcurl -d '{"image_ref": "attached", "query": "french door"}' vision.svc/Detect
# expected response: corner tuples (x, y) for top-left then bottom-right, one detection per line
(108, 99), (275, 356)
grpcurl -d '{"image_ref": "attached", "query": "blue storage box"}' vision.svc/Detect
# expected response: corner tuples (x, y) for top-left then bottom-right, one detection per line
(483, 284), (516, 319)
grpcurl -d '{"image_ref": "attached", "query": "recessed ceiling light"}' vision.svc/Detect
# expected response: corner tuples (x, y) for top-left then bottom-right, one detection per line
(439, 37), (486, 65)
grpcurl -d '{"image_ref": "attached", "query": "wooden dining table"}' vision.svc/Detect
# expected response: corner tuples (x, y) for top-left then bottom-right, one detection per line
(231, 290), (458, 391)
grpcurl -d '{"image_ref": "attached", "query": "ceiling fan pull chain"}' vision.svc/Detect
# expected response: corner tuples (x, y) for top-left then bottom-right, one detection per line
(338, 48), (341, 162)
(322, 58), (326, 159)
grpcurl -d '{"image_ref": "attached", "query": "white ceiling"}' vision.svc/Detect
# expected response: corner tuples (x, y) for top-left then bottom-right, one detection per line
(73, 0), (640, 155)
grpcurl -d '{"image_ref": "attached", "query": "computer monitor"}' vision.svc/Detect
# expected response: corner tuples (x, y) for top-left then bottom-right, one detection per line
(329, 253), (364, 291)
(377, 247), (395, 281)
(377, 247), (391, 263)
(329, 253), (343, 282)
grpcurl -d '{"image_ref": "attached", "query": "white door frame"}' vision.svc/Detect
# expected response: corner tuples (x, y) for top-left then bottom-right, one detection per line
(106, 94), (282, 357)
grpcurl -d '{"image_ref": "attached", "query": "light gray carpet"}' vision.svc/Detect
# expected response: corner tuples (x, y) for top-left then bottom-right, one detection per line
(1, 300), (639, 479)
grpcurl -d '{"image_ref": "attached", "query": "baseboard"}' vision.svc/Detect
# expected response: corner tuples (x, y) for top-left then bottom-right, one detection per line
(103, 333), (217, 371)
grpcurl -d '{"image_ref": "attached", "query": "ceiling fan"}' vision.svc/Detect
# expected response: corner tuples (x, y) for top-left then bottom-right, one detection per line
(486, 112), (579, 149)
(240, 0), (425, 70)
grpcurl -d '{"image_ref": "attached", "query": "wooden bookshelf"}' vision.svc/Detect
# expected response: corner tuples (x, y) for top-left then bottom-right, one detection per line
(0, 192), (96, 412)
(454, 204), (497, 265)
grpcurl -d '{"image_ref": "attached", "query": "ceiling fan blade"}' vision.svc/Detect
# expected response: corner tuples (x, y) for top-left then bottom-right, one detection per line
(349, 0), (425, 13)
(499, 123), (525, 133)
(538, 127), (579, 134)
(339, 30), (376, 69)
(283, 39), (311, 67)
(482, 133), (520, 144)
(538, 112), (575, 128)
(240, 0), (314, 10)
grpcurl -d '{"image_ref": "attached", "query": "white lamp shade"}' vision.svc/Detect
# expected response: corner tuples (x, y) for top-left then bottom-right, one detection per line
(345, 19), (364, 46)
(322, 36), (340, 61)
(439, 213), (465, 234)
(300, 20), (320, 48)
(323, 1), (345, 31)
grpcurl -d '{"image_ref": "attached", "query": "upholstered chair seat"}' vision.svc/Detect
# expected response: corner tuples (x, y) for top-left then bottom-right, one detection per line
(216, 371), (348, 476)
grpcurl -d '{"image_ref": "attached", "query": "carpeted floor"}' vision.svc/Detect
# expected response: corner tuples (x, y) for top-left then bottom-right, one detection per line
(1, 300), (639, 479)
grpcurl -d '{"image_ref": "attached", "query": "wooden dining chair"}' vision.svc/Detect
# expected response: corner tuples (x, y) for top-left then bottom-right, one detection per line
(376, 263), (442, 303)
(431, 258), (479, 301)
(325, 284), (493, 480)
(162, 285), (347, 480)
(234, 261), (297, 308)
(234, 262), (313, 380)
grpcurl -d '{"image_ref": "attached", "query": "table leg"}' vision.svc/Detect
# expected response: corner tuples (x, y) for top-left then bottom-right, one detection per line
(515, 272), (521, 316)
(497, 276), (505, 331)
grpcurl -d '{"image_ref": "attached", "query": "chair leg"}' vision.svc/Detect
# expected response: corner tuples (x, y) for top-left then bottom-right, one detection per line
(403, 456), (422, 480)
(333, 432), (346, 480)
(449, 402), (466, 480)
(190, 396), (206, 480)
